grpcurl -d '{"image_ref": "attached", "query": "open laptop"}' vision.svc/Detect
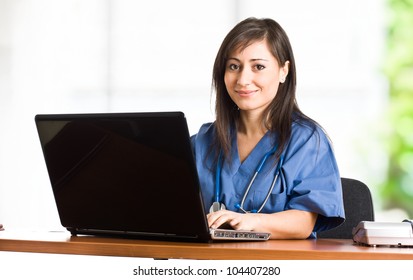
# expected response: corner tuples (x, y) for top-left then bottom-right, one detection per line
(35, 112), (270, 242)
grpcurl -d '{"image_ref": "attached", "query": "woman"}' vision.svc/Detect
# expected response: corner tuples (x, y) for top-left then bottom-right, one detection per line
(191, 17), (345, 239)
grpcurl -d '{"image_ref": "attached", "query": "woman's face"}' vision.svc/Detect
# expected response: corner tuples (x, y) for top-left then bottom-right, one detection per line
(224, 39), (288, 115)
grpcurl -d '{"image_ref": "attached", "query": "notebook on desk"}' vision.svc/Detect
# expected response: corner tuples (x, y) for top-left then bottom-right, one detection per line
(34, 112), (270, 243)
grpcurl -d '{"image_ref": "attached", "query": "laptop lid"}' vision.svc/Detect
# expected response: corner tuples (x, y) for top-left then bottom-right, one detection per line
(35, 112), (211, 242)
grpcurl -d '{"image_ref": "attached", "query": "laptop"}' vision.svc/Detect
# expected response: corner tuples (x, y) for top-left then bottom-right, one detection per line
(35, 112), (270, 242)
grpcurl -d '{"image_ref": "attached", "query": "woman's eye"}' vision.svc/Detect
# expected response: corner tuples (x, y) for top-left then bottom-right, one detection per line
(228, 64), (239, 70)
(255, 64), (265, 71)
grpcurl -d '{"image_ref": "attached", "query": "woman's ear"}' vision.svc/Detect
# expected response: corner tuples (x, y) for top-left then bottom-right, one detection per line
(279, 61), (289, 83)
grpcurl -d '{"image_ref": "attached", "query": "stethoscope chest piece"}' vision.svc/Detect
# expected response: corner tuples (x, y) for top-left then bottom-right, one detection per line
(209, 201), (226, 213)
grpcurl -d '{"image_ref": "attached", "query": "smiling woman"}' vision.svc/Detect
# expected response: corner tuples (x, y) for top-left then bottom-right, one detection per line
(191, 17), (345, 239)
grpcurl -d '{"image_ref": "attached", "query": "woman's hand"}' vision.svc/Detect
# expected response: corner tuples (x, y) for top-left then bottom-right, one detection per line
(207, 210), (259, 231)
(207, 209), (317, 239)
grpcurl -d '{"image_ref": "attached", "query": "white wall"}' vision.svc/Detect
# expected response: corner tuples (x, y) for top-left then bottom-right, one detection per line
(0, 0), (388, 230)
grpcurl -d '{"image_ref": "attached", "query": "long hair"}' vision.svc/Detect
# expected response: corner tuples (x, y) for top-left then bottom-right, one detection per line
(212, 17), (316, 163)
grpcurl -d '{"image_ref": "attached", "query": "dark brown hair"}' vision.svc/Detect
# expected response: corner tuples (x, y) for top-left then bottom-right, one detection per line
(212, 17), (316, 163)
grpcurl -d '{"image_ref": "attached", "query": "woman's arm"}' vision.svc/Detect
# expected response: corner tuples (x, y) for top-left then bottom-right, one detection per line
(207, 209), (317, 239)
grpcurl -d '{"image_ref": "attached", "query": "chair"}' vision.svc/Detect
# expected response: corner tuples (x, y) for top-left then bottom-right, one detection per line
(317, 177), (375, 239)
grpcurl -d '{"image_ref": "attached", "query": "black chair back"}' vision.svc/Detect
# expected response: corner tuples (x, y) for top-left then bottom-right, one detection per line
(317, 177), (375, 239)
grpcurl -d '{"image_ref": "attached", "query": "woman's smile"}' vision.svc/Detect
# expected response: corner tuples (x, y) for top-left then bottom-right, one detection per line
(236, 89), (258, 97)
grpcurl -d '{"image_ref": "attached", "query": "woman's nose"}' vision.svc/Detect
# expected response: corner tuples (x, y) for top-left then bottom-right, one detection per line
(237, 68), (252, 86)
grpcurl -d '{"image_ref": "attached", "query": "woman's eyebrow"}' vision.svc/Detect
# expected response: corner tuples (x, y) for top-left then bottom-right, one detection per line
(250, 58), (269, 62)
(227, 57), (269, 62)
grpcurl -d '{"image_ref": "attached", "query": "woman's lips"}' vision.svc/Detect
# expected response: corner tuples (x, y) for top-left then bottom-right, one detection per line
(236, 89), (257, 97)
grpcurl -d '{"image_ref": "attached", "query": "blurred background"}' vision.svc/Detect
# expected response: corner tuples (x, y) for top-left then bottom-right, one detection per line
(0, 0), (411, 230)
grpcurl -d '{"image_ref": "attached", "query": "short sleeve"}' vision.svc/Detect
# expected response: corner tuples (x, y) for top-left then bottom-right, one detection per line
(282, 123), (345, 232)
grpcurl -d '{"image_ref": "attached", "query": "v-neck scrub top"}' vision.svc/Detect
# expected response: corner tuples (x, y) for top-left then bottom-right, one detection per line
(190, 121), (345, 238)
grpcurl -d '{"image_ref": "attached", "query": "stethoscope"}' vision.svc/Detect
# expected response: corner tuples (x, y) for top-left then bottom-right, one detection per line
(209, 146), (284, 214)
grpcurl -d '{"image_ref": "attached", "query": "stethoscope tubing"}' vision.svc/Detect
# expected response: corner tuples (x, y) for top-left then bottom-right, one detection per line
(214, 146), (283, 213)
(214, 151), (223, 203)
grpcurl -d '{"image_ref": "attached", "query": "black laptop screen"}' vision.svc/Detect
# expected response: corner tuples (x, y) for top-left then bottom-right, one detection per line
(35, 112), (210, 242)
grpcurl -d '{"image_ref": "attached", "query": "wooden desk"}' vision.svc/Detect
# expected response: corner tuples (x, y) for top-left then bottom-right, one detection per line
(1, 231), (413, 260)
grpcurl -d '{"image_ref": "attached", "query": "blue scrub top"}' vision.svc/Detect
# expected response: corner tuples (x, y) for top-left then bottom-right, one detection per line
(190, 121), (345, 239)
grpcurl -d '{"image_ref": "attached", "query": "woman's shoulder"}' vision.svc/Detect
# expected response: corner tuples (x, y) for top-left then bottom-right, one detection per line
(290, 118), (330, 145)
(190, 122), (216, 145)
(192, 122), (215, 138)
